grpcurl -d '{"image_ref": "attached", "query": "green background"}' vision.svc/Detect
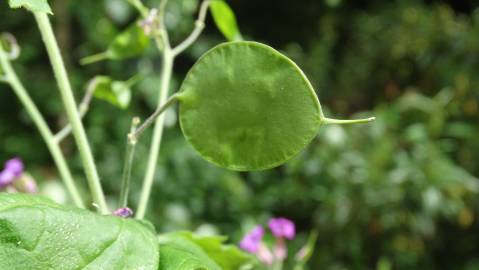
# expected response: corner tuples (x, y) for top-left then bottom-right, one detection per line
(0, 0), (478, 269)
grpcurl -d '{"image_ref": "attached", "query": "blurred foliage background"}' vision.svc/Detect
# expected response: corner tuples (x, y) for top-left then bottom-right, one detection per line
(1, 0), (479, 269)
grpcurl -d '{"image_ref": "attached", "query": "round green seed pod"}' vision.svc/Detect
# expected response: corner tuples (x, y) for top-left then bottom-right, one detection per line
(178, 41), (323, 171)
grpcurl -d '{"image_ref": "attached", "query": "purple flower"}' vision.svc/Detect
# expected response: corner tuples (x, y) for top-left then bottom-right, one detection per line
(268, 217), (296, 240)
(240, 226), (264, 253)
(5, 158), (24, 177)
(113, 207), (133, 218)
(0, 158), (24, 189)
(0, 170), (15, 188)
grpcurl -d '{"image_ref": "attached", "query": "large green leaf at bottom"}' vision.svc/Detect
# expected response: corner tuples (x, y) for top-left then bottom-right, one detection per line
(0, 193), (159, 270)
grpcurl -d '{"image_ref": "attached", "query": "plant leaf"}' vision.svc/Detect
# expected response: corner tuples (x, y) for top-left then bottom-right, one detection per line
(158, 231), (253, 270)
(158, 233), (221, 270)
(178, 41), (322, 171)
(80, 22), (150, 65)
(0, 193), (159, 270)
(91, 76), (132, 109)
(107, 22), (150, 59)
(177, 231), (254, 269)
(209, 0), (242, 41)
(8, 0), (52, 14)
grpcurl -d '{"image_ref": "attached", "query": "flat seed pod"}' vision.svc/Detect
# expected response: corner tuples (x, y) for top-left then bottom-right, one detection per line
(178, 41), (322, 171)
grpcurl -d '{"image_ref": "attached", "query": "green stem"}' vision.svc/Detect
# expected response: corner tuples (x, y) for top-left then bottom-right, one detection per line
(126, 0), (149, 17)
(125, 74), (143, 88)
(0, 43), (84, 208)
(79, 52), (108, 65)
(322, 116), (376, 125)
(119, 117), (140, 208)
(135, 0), (209, 219)
(158, 0), (169, 26)
(34, 12), (108, 214)
(131, 93), (180, 140)
(154, 0), (170, 52)
(171, 0), (210, 57)
(54, 77), (97, 142)
(136, 49), (174, 219)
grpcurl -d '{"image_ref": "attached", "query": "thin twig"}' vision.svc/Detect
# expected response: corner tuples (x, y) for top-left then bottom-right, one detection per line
(172, 0), (211, 57)
(119, 117), (141, 208)
(158, 0), (169, 28)
(54, 78), (98, 142)
(130, 93), (180, 141)
(157, 22), (170, 52)
(151, 0), (170, 52)
(0, 36), (85, 208)
(127, 0), (149, 17)
(149, 0), (168, 50)
(135, 52), (173, 218)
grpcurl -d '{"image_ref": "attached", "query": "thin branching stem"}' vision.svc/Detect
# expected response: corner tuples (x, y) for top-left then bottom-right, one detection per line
(54, 78), (97, 142)
(136, 0), (209, 219)
(119, 117), (141, 208)
(154, 0), (170, 51)
(130, 93), (180, 141)
(136, 49), (174, 219)
(135, 0), (175, 219)
(127, 0), (149, 17)
(0, 39), (84, 208)
(158, 0), (169, 27)
(34, 12), (108, 214)
(172, 0), (211, 57)
(80, 52), (108, 66)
